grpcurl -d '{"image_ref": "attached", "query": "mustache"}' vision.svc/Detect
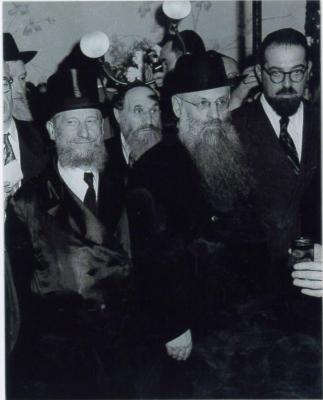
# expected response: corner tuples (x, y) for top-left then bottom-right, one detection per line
(276, 87), (298, 96)
(132, 125), (160, 136)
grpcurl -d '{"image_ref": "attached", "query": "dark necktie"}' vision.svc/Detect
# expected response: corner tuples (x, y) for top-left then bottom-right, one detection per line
(3, 133), (16, 166)
(279, 116), (300, 175)
(83, 172), (97, 214)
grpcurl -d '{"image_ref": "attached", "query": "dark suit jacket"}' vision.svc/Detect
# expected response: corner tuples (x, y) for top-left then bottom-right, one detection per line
(14, 118), (49, 183)
(126, 138), (267, 339)
(232, 99), (320, 263)
(5, 161), (131, 329)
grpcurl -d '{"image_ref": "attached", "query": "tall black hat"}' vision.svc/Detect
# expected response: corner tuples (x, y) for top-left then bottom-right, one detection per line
(3, 32), (37, 63)
(166, 51), (241, 96)
(46, 67), (103, 119)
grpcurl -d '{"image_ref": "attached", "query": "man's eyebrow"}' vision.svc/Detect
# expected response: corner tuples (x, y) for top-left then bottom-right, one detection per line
(267, 64), (306, 70)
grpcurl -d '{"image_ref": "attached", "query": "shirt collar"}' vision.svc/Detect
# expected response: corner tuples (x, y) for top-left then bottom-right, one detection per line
(58, 162), (99, 184)
(260, 94), (303, 135)
(120, 132), (131, 165)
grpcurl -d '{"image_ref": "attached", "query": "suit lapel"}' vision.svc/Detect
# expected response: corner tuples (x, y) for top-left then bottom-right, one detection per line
(15, 119), (45, 181)
(97, 160), (127, 235)
(45, 164), (108, 245)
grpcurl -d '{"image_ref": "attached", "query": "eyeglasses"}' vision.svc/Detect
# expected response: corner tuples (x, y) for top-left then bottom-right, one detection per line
(177, 95), (230, 113)
(3, 77), (13, 93)
(262, 66), (308, 84)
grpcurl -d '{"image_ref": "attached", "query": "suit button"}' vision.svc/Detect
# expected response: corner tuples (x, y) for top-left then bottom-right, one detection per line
(211, 215), (218, 223)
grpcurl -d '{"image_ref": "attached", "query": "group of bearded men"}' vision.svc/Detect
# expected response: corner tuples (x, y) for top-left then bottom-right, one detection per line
(4, 26), (322, 399)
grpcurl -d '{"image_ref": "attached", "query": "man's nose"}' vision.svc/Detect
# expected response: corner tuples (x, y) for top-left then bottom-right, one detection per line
(282, 73), (292, 88)
(13, 79), (24, 95)
(143, 111), (153, 125)
(207, 102), (219, 120)
(78, 122), (90, 138)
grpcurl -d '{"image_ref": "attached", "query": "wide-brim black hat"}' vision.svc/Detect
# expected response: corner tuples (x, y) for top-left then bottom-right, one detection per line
(166, 51), (242, 96)
(3, 32), (37, 63)
(46, 68), (104, 119)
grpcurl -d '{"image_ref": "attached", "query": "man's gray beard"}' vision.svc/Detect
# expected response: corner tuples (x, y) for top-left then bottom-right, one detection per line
(126, 125), (161, 160)
(178, 116), (253, 206)
(57, 141), (108, 171)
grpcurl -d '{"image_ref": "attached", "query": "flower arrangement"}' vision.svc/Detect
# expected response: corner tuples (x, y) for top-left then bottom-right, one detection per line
(105, 36), (161, 85)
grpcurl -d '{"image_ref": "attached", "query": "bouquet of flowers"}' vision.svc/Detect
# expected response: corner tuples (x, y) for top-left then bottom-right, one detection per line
(105, 36), (161, 85)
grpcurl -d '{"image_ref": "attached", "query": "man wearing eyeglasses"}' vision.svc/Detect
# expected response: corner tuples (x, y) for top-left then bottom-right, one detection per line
(3, 60), (48, 203)
(232, 29), (322, 322)
(122, 51), (269, 396)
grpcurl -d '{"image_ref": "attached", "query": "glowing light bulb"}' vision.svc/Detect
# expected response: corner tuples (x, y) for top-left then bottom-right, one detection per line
(80, 31), (110, 59)
(162, 1), (191, 20)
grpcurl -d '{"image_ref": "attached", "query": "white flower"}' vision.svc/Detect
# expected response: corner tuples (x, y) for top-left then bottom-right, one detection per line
(126, 66), (142, 82)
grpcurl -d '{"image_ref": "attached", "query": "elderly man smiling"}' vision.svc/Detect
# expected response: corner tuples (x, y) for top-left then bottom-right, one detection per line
(5, 68), (134, 399)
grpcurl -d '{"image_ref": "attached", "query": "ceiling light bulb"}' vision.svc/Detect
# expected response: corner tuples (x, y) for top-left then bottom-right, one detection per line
(162, 1), (191, 20)
(80, 31), (110, 59)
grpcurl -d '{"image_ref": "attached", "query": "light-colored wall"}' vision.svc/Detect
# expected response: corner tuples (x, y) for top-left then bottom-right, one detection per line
(3, 1), (306, 85)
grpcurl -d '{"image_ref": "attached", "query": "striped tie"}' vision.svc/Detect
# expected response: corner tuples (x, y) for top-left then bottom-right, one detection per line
(279, 116), (300, 175)
(3, 133), (16, 165)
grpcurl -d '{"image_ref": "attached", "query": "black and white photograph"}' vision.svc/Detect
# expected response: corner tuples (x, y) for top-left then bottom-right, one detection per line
(3, 0), (322, 398)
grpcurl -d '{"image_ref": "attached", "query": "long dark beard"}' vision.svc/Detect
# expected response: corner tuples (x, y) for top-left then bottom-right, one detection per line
(178, 116), (254, 206)
(126, 125), (162, 160)
(57, 141), (108, 172)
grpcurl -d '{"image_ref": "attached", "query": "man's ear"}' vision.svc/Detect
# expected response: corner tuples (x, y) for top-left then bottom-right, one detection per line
(172, 95), (182, 118)
(46, 120), (56, 141)
(255, 64), (262, 83)
(113, 108), (121, 124)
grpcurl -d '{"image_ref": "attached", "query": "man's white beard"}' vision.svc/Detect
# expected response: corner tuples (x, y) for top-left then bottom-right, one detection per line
(56, 141), (108, 172)
(178, 116), (253, 205)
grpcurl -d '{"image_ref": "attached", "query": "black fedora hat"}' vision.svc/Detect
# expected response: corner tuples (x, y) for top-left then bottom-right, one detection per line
(46, 67), (104, 119)
(166, 51), (241, 96)
(3, 32), (37, 63)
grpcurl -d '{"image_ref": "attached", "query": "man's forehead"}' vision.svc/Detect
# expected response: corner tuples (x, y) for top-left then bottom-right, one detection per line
(55, 108), (101, 119)
(264, 44), (306, 67)
(124, 86), (158, 107)
(181, 86), (230, 99)
(7, 59), (26, 73)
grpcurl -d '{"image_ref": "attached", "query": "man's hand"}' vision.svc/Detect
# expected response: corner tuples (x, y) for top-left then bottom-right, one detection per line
(165, 329), (192, 361)
(292, 244), (323, 297)
(229, 65), (259, 111)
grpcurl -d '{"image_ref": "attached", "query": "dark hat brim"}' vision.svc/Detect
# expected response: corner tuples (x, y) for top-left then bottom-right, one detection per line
(5, 50), (37, 63)
(48, 97), (105, 120)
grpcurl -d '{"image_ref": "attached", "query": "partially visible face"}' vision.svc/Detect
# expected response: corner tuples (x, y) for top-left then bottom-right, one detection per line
(7, 59), (32, 120)
(3, 62), (13, 124)
(115, 86), (162, 159)
(160, 41), (179, 72)
(47, 108), (106, 170)
(259, 44), (310, 116)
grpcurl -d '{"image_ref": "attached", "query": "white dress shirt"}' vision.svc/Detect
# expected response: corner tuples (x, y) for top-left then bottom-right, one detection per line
(58, 162), (99, 202)
(4, 118), (23, 192)
(260, 94), (303, 161)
